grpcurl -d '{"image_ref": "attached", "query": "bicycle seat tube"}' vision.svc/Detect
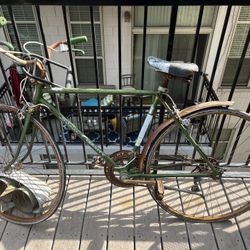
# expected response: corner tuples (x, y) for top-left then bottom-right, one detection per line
(158, 78), (219, 175)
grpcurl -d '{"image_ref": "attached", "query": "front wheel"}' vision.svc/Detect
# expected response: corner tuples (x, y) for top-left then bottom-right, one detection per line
(0, 104), (65, 224)
(145, 107), (250, 222)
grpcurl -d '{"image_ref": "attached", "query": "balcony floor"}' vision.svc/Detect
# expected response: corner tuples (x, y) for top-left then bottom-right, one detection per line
(0, 174), (249, 250)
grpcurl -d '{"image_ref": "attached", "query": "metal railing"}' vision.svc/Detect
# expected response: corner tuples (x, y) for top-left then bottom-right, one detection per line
(0, 3), (249, 167)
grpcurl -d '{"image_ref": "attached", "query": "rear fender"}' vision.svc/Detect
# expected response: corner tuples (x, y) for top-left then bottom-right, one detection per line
(138, 101), (234, 172)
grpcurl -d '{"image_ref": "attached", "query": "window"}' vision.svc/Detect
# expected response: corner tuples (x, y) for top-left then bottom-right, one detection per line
(133, 6), (217, 103)
(134, 6), (216, 27)
(68, 6), (104, 85)
(1, 5), (42, 55)
(222, 6), (250, 87)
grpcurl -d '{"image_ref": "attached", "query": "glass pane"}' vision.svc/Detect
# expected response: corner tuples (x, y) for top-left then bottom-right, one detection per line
(133, 34), (208, 103)
(177, 6), (216, 27)
(222, 58), (250, 86)
(76, 58), (103, 84)
(134, 6), (171, 27)
(133, 34), (168, 91)
(134, 6), (216, 27)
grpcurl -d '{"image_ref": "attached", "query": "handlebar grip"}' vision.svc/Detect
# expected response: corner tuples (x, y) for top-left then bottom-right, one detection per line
(0, 41), (14, 51)
(0, 16), (7, 28)
(69, 36), (88, 45)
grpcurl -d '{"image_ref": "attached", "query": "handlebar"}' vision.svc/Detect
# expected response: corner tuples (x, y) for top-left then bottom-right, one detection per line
(0, 16), (89, 88)
(0, 47), (34, 65)
(47, 35), (87, 58)
(0, 15), (87, 82)
(0, 16), (7, 28)
(0, 17), (14, 51)
(0, 35), (87, 65)
(70, 36), (88, 45)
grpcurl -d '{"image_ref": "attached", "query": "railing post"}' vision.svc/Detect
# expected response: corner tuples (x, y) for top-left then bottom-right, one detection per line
(117, 6), (123, 150)
(228, 28), (250, 101)
(206, 6), (232, 101)
(183, 5), (204, 108)
(62, 6), (87, 162)
(227, 102), (250, 165)
(90, 6), (104, 151)
(7, 5), (22, 51)
(158, 5), (178, 126)
(139, 6), (148, 126)
(35, 6), (54, 82)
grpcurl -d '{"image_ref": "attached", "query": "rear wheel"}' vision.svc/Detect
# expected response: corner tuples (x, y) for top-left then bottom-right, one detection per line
(0, 104), (65, 225)
(145, 108), (250, 222)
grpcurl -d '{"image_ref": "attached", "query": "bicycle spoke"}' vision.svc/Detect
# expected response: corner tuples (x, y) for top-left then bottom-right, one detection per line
(146, 108), (250, 222)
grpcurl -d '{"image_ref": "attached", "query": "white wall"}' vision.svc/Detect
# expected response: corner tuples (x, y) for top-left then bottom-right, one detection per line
(39, 6), (70, 87)
(0, 5), (248, 110)
(102, 6), (132, 87)
(40, 6), (133, 87)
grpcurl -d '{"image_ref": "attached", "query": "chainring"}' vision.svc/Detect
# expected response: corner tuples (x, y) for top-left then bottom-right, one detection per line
(104, 150), (135, 187)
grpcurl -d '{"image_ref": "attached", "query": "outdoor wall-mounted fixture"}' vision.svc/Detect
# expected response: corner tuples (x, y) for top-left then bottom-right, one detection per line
(124, 11), (131, 22)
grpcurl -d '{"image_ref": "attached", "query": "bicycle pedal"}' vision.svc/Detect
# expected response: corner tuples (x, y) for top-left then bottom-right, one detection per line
(154, 179), (164, 200)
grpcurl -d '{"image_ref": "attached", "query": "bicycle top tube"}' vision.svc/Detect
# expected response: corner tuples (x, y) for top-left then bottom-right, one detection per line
(43, 86), (158, 97)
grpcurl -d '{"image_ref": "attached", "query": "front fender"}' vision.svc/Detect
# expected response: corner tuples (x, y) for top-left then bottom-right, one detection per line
(138, 101), (234, 172)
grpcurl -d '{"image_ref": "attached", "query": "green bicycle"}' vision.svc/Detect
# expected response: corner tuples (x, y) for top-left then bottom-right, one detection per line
(0, 33), (249, 225)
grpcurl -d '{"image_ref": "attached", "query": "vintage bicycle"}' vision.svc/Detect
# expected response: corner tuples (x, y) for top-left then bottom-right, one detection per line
(0, 20), (249, 225)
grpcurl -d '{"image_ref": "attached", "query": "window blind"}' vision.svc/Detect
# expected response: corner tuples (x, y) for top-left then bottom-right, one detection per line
(68, 6), (104, 84)
(1, 5), (41, 54)
(222, 6), (250, 86)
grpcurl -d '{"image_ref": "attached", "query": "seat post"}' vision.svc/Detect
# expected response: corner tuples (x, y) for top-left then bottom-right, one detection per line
(158, 77), (170, 93)
(161, 78), (169, 88)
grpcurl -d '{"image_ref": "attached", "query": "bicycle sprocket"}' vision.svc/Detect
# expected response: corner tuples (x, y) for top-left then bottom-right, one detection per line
(104, 150), (135, 187)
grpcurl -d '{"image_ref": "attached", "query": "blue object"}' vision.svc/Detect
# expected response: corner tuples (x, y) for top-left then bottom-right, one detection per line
(81, 98), (98, 107)
(81, 95), (113, 107)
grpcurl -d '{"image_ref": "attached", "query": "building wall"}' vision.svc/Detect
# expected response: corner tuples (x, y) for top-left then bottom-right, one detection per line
(0, 5), (248, 110)
(103, 6), (132, 86)
(0, 6), (133, 88)
(40, 6), (69, 86)
(205, 6), (249, 111)
(39, 6), (132, 87)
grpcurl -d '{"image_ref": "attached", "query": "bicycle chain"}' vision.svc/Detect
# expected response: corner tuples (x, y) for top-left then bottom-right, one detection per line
(104, 150), (136, 187)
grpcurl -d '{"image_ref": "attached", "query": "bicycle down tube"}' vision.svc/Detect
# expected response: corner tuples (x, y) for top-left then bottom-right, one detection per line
(40, 86), (158, 170)
(41, 85), (216, 179)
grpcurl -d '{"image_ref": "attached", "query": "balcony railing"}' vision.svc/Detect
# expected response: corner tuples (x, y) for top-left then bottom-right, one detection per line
(0, 3), (249, 167)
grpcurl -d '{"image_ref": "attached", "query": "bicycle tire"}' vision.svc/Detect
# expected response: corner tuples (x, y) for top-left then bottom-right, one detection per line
(145, 107), (250, 222)
(0, 104), (65, 225)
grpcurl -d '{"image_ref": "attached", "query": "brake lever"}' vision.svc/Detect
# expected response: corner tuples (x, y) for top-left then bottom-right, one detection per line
(72, 48), (85, 55)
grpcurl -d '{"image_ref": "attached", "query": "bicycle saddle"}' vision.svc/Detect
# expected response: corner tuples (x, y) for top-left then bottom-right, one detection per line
(147, 56), (199, 79)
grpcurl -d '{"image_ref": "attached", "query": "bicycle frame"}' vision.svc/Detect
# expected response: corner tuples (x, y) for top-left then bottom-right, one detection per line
(9, 83), (218, 179)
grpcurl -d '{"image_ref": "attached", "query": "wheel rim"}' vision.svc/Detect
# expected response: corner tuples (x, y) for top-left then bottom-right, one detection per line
(146, 108), (250, 222)
(0, 108), (65, 224)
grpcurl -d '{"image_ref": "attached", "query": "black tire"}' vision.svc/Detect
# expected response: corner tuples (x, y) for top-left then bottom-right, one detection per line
(0, 104), (65, 225)
(145, 107), (250, 222)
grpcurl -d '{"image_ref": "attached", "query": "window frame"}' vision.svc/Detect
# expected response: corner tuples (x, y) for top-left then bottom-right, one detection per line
(0, 5), (43, 54)
(220, 6), (250, 88)
(67, 6), (105, 86)
(132, 6), (218, 98)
